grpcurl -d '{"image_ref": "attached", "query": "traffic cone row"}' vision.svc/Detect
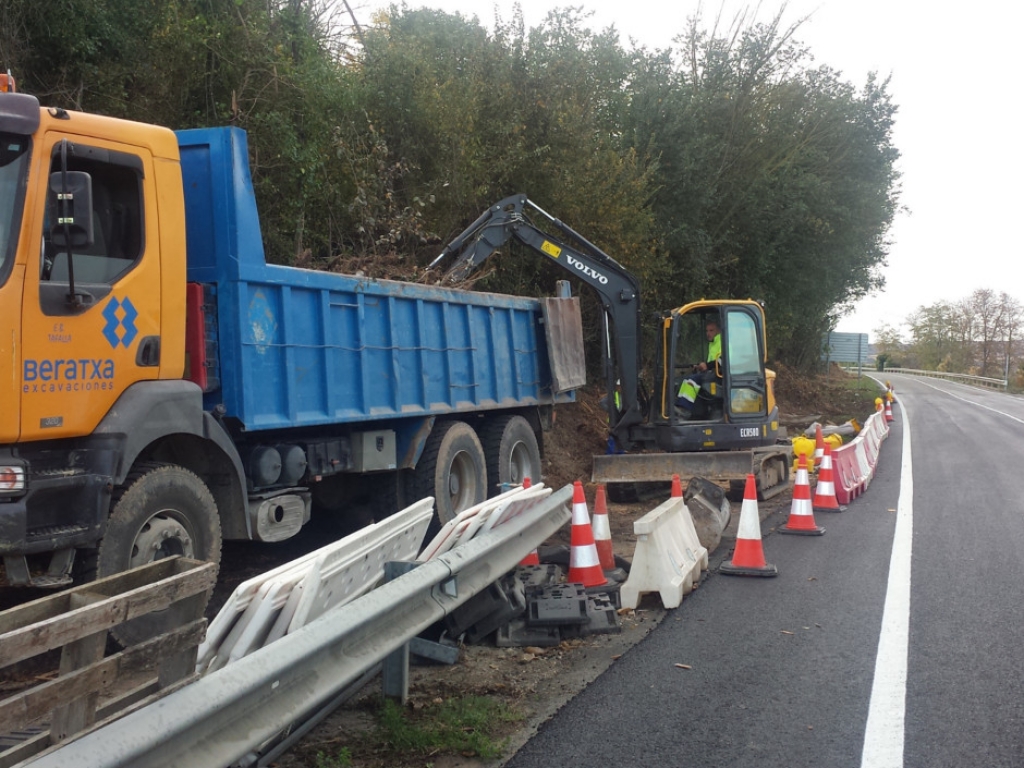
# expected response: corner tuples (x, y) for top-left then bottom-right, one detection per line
(567, 481), (606, 587)
(555, 446), (850, 587)
(812, 445), (842, 512)
(720, 474), (778, 577)
(780, 455), (825, 535)
(522, 480), (623, 582)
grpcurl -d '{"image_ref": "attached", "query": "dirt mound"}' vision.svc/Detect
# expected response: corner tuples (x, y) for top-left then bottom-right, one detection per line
(773, 362), (874, 426)
(540, 390), (609, 491)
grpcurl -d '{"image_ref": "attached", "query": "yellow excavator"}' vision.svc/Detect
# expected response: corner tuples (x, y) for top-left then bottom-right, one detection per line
(432, 195), (791, 498)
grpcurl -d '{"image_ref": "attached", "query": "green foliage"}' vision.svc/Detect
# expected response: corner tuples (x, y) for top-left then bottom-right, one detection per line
(623, 12), (899, 368)
(5, 0), (359, 264)
(1, 0), (168, 112)
(333, 114), (433, 257)
(5, 2), (902, 370)
(373, 695), (522, 760)
(315, 747), (353, 768)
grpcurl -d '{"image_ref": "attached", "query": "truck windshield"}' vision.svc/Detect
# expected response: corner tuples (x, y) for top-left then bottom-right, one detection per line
(0, 132), (31, 287)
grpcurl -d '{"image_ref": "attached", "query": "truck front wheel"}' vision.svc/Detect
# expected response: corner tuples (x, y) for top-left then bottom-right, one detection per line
(410, 421), (487, 528)
(97, 462), (222, 645)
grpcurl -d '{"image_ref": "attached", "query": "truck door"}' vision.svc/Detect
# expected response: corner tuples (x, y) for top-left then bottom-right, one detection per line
(20, 136), (161, 441)
(0, 132), (31, 442)
(722, 306), (768, 420)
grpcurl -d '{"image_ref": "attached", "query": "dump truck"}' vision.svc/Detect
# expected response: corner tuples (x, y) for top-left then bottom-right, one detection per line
(432, 195), (792, 500)
(0, 81), (582, 634)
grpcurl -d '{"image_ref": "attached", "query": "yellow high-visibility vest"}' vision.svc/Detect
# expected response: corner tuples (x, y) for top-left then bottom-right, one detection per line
(707, 333), (722, 364)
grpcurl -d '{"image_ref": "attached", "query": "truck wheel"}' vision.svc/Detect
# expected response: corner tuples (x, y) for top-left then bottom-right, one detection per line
(369, 470), (411, 522)
(97, 463), (222, 646)
(481, 415), (542, 495)
(410, 421), (487, 528)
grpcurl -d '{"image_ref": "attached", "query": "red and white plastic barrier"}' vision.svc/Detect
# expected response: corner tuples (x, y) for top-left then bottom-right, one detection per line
(831, 408), (890, 504)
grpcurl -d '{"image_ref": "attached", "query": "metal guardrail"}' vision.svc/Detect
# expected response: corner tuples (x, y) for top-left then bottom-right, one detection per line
(25, 485), (573, 768)
(881, 367), (1008, 390)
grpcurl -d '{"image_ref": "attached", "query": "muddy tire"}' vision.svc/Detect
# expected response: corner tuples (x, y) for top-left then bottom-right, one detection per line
(97, 463), (221, 646)
(409, 421), (487, 528)
(368, 470), (412, 522)
(480, 415), (542, 496)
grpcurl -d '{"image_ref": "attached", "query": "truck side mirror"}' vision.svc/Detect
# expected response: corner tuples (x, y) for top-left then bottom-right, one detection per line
(47, 171), (93, 248)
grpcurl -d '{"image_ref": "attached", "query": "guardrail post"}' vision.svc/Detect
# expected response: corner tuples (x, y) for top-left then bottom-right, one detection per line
(381, 561), (420, 703)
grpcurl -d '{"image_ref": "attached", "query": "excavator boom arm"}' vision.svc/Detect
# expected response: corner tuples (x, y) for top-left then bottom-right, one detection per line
(432, 194), (644, 445)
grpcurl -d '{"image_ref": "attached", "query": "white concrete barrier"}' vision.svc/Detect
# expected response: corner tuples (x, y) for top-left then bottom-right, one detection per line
(620, 497), (708, 610)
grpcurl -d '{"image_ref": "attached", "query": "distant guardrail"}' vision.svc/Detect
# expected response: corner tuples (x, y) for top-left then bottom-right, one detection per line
(879, 367), (1007, 391)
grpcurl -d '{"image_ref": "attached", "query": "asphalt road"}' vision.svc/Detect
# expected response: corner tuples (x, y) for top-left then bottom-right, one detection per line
(505, 374), (1024, 768)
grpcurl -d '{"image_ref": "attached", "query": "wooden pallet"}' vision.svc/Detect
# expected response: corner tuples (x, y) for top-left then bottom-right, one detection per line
(0, 557), (216, 767)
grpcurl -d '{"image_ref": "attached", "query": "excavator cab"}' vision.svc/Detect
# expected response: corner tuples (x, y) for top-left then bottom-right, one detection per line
(653, 299), (779, 450)
(668, 307), (725, 420)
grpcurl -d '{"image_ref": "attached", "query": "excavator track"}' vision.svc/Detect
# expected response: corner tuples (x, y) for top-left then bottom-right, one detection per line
(750, 447), (793, 500)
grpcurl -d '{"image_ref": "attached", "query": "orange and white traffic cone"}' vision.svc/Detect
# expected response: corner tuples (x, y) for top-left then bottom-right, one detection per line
(671, 473), (683, 498)
(519, 476), (541, 565)
(720, 474), (778, 577)
(884, 398), (894, 423)
(519, 548), (541, 566)
(780, 454), (825, 535)
(812, 445), (843, 512)
(567, 481), (606, 587)
(813, 423), (826, 469)
(591, 484), (616, 572)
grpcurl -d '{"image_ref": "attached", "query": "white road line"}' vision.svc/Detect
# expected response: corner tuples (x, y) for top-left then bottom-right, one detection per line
(907, 377), (1024, 425)
(860, 400), (913, 768)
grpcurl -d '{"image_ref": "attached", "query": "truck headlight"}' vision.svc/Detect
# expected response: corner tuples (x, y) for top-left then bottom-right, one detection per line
(0, 464), (26, 494)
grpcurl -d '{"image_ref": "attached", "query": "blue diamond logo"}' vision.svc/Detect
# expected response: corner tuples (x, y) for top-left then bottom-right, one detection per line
(120, 298), (138, 347)
(101, 296), (140, 349)
(102, 298), (122, 348)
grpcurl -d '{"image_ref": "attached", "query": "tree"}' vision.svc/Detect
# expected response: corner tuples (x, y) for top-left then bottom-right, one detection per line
(8, 2), (903, 375)
(908, 302), (958, 371)
(873, 322), (905, 369)
(1000, 293), (1023, 381)
(622, 10), (901, 368)
(905, 290), (1024, 379)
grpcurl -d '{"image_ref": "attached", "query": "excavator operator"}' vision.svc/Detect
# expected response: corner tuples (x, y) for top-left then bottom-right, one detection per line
(676, 317), (722, 418)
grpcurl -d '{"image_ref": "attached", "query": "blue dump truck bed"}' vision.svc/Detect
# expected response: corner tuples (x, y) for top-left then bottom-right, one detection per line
(175, 127), (571, 432)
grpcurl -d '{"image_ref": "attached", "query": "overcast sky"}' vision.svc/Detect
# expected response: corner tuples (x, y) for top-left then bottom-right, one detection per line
(361, 0), (1023, 340)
